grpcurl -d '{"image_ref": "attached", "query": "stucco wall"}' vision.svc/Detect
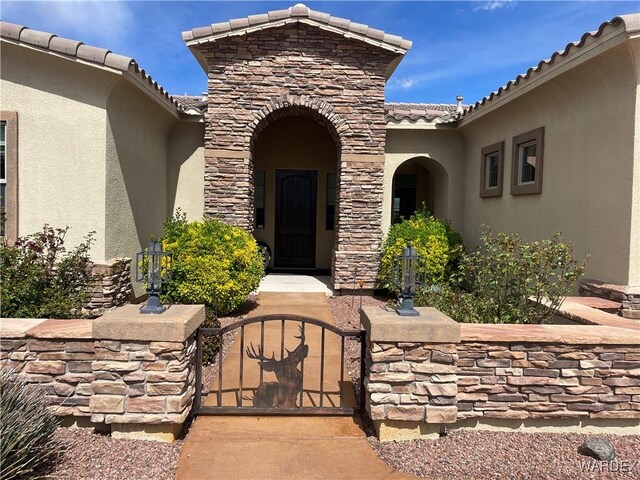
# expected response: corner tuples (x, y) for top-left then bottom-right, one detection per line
(0, 42), (114, 259)
(105, 80), (176, 262)
(459, 42), (639, 286)
(253, 116), (337, 269)
(629, 39), (640, 286)
(168, 121), (205, 221)
(383, 128), (465, 235)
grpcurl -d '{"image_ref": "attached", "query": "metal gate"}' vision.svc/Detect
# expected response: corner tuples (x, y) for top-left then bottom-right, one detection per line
(194, 314), (365, 416)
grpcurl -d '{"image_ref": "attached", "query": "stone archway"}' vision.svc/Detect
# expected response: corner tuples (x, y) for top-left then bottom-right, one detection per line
(250, 102), (343, 271)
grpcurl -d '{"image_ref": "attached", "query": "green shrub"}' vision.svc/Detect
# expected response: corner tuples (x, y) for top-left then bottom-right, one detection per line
(161, 211), (264, 316)
(379, 208), (463, 292)
(0, 227), (94, 318)
(416, 226), (588, 324)
(0, 368), (63, 479)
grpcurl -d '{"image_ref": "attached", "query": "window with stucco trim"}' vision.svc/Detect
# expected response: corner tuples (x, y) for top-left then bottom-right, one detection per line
(326, 172), (336, 230)
(0, 112), (18, 241)
(511, 127), (544, 195)
(255, 170), (265, 229)
(480, 141), (504, 198)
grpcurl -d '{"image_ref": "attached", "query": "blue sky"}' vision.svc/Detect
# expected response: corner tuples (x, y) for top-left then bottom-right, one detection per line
(2, 1), (637, 104)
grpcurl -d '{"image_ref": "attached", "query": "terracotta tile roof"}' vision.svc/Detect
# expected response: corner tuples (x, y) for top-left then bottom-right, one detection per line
(182, 3), (412, 53)
(174, 94), (208, 112)
(0, 21), (193, 117)
(385, 103), (462, 123)
(463, 14), (640, 119)
(173, 98), (463, 123)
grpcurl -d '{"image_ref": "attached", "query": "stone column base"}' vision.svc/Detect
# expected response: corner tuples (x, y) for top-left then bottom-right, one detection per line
(111, 423), (183, 443)
(374, 420), (442, 442)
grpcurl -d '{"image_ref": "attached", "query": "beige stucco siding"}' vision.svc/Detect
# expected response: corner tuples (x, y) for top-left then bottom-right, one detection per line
(459, 42), (638, 286)
(105, 80), (176, 261)
(629, 39), (640, 286)
(168, 121), (205, 220)
(0, 42), (115, 259)
(383, 128), (465, 234)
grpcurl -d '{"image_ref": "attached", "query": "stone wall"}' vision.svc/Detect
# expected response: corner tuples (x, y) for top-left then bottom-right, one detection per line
(90, 338), (196, 428)
(579, 279), (640, 319)
(194, 23), (401, 289)
(457, 343), (640, 421)
(1, 338), (95, 417)
(361, 306), (640, 441)
(86, 258), (133, 316)
(0, 304), (204, 442)
(366, 341), (459, 425)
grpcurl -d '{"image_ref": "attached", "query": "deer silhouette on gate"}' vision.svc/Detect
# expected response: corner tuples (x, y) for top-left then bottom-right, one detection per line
(246, 325), (309, 408)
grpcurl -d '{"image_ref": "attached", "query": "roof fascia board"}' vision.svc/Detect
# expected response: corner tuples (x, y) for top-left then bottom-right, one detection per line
(459, 23), (629, 126)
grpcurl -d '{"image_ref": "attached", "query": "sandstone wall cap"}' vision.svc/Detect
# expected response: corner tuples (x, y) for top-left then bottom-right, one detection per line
(93, 304), (205, 342)
(361, 306), (460, 343)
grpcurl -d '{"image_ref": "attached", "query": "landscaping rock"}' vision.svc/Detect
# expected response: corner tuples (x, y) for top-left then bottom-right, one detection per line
(578, 437), (616, 461)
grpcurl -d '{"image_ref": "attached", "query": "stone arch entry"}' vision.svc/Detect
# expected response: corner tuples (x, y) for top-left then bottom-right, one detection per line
(249, 100), (344, 271)
(390, 156), (450, 222)
(248, 96), (349, 154)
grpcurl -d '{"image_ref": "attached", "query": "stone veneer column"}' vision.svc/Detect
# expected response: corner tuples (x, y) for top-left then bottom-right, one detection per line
(360, 306), (461, 441)
(90, 304), (205, 442)
(333, 155), (386, 290)
(204, 149), (254, 229)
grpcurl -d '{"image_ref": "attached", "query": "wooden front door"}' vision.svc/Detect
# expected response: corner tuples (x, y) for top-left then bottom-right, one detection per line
(275, 170), (317, 268)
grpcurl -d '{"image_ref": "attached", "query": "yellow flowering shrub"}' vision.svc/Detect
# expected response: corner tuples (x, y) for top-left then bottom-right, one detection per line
(379, 209), (463, 292)
(161, 211), (264, 315)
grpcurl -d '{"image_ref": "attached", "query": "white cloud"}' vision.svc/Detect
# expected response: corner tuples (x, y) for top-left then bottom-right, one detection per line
(474, 1), (517, 12)
(398, 78), (416, 89)
(1, 1), (135, 48)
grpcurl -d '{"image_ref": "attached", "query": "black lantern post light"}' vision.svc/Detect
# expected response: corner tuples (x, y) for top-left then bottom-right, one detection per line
(392, 243), (427, 316)
(136, 240), (172, 314)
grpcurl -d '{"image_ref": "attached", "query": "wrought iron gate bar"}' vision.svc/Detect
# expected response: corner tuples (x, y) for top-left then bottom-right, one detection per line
(195, 314), (365, 416)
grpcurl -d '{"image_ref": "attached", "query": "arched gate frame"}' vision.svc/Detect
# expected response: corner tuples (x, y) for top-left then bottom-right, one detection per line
(194, 314), (366, 416)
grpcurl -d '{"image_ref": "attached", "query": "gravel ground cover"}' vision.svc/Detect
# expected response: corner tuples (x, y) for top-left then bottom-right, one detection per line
(328, 293), (390, 410)
(369, 431), (640, 480)
(45, 428), (181, 480)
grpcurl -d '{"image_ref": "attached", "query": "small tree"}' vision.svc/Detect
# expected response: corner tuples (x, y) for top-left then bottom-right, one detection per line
(0, 227), (94, 318)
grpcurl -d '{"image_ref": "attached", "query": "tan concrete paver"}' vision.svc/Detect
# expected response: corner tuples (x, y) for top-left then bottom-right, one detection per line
(177, 292), (413, 480)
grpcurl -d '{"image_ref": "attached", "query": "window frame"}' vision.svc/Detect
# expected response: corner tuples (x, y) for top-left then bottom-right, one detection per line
(0, 112), (18, 242)
(325, 172), (336, 231)
(254, 169), (266, 229)
(511, 127), (544, 195)
(480, 141), (504, 198)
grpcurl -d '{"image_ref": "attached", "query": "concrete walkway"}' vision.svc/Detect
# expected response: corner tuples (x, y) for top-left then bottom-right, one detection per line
(176, 292), (413, 480)
(257, 274), (334, 296)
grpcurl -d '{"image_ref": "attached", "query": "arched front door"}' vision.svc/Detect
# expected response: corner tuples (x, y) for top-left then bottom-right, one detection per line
(275, 170), (317, 268)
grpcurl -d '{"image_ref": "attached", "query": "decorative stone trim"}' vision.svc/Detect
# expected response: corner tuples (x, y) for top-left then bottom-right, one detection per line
(85, 258), (133, 317)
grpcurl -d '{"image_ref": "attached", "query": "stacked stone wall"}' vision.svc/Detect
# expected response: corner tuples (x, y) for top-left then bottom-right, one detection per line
(86, 258), (133, 316)
(1, 338), (96, 417)
(365, 340), (640, 425)
(366, 341), (459, 424)
(457, 343), (640, 421)
(1, 336), (197, 426)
